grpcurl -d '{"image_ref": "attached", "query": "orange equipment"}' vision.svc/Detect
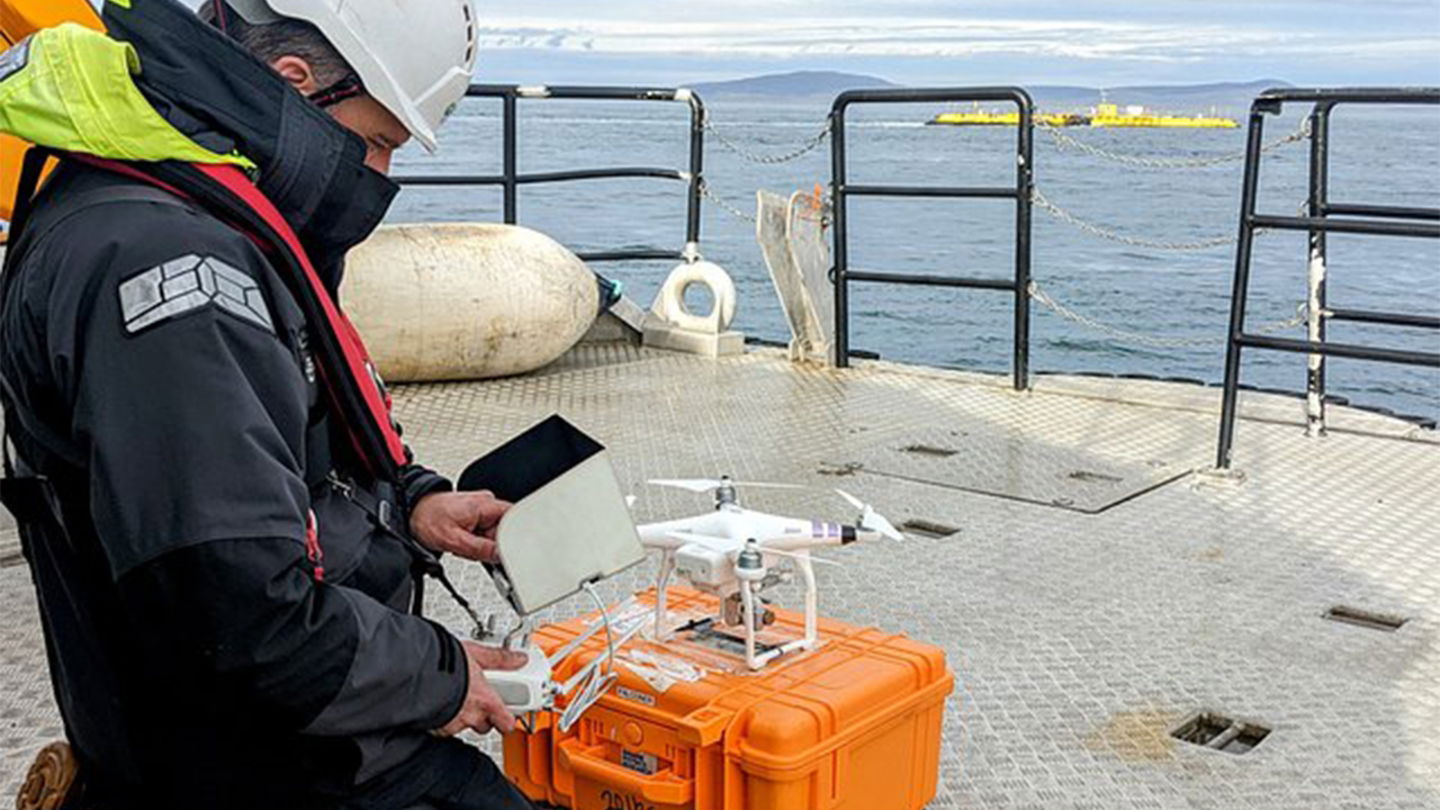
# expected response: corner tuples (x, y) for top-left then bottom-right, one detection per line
(505, 588), (953, 810)
(0, 0), (104, 221)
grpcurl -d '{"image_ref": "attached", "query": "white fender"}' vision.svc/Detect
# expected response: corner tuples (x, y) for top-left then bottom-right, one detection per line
(341, 223), (599, 382)
(651, 260), (737, 334)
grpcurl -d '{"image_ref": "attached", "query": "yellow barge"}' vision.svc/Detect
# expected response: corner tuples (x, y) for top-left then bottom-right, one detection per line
(1090, 102), (1238, 128)
(930, 103), (1238, 129)
(930, 110), (1089, 127)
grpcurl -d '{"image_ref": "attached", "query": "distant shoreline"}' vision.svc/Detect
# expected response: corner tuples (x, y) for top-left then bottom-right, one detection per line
(686, 71), (1293, 114)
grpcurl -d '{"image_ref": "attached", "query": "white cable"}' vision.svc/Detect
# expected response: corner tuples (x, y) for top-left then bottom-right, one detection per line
(588, 582), (616, 669)
(558, 582), (620, 733)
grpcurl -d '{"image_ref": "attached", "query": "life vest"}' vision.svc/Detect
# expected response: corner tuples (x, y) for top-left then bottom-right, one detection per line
(0, 0), (104, 222)
(6, 149), (410, 485)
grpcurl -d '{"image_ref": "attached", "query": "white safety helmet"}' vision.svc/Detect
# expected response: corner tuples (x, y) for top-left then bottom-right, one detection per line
(224, 0), (478, 151)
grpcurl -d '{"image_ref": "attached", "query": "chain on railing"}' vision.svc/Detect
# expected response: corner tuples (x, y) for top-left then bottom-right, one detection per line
(1030, 187), (1244, 251)
(699, 179), (758, 223)
(1029, 281), (1308, 347)
(703, 116), (831, 165)
(1035, 118), (1311, 169)
(699, 111), (1309, 253)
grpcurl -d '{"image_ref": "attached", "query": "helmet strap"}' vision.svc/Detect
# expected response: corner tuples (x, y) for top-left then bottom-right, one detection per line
(212, 0), (229, 33)
(308, 74), (365, 109)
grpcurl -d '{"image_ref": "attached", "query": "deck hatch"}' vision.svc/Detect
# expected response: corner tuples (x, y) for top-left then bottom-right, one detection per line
(832, 429), (1185, 514)
(1171, 712), (1270, 755)
(901, 444), (959, 458)
(1067, 470), (1124, 484)
(1324, 605), (1408, 632)
(900, 520), (960, 539)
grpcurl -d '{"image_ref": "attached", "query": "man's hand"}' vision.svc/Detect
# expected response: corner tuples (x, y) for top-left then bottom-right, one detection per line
(435, 642), (529, 737)
(410, 490), (512, 562)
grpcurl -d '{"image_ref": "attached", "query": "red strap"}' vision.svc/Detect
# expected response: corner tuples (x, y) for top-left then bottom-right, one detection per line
(68, 155), (409, 475)
(192, 163), (409, 468)
(65, 156), (414, 579)
(69, 154), (190, 200)
(305, 509), (325, 582)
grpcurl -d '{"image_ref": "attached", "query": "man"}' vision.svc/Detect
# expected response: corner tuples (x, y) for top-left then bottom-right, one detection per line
(0, 0), (535, 807)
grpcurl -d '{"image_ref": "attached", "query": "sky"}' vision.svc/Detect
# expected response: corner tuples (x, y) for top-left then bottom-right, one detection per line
(176, 1), (1440, 88)
(466, 0), (1440, 88)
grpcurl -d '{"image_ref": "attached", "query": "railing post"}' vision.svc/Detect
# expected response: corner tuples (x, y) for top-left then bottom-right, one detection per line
(685, 93), (706, 260)
(502, 92), (518, 224)
(1305, 104), (1333, 437)
(1216, 104), (1272, 469)
(830, 103), (851, 368)
(1013, 91), (1035, 391)
(397, 84), (713, 267)
(828, 87), (1034, 375)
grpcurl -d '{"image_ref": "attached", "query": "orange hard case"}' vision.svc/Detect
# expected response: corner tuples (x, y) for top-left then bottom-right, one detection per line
(503, 588), (953, 810)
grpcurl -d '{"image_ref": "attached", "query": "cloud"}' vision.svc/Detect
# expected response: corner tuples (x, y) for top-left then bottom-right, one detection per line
(474, 15), (1422, 65)
(176, 0), (1440, 85)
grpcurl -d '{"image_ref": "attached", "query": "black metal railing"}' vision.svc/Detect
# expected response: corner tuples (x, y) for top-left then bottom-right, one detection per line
(1216, 87), (1440, 469)
(392, 84), (706, 265)
(829, 87), (1034, 390)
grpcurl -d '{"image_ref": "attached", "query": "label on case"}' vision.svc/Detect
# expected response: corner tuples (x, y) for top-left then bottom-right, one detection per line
(621, 749), (658, 776)
(616, 686), (656, 706)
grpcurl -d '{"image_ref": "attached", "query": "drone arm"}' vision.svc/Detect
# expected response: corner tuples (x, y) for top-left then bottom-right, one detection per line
(758, 530), (855, 553)
(637, 523), (690, 550)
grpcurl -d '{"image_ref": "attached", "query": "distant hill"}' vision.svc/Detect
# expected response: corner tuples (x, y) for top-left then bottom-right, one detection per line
(686, 72), (1291, 113)
(689, 70), (898, 99)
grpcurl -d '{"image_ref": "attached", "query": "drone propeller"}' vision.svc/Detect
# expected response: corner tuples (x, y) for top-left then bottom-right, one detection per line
(834, 489), (904, 542)
(648, 478), (805, 494)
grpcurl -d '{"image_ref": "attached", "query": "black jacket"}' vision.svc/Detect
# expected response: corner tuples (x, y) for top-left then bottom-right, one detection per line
(0, 1), (468, 805)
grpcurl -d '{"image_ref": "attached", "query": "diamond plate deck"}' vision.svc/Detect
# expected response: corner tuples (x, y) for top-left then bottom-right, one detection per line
(2, 344), (1437, 809)
(832, 427), (1186, 513)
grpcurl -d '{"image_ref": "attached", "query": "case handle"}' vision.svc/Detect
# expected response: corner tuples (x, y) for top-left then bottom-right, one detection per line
(558, 739), (694, 806)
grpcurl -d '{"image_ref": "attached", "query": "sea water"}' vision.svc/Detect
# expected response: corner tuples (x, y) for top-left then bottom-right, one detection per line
(389, 97), (1438, 423)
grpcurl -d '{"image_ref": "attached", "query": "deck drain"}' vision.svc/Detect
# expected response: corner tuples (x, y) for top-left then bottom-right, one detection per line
(901, 444), (958, 458)
(1324, 605), (1408, 632)
(1067, 469), (1124, 484)
(900, 520), (960, 539)
(1171, 712), (1270, 755)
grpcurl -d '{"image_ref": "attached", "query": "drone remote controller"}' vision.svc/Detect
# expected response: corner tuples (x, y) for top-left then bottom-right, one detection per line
(486, 641), (555, 713)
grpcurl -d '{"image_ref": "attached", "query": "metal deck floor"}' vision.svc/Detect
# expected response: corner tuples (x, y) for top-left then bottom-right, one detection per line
(2, 344), (1437, 808)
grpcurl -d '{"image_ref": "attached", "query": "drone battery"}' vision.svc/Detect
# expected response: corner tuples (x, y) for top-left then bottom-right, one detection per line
(502, 587), (953, 810)
(673, 544), (731, 588)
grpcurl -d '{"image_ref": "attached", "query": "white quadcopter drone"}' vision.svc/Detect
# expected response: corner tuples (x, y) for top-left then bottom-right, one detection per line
(637, 476), (904, 670)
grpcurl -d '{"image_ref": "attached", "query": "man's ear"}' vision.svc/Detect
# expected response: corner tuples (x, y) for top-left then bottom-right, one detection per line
(270, 55), (320, 96)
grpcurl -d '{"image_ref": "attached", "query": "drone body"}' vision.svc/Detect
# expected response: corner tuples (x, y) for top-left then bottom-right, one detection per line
(640, 506), (856, 586)
(636, 476), (902, 669)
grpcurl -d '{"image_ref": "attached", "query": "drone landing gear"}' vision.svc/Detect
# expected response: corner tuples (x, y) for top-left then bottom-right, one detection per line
(736, 550), (820, 670)
(654, 550), (676, 641)
(681, 618), (783, 658)
(653, 543), (823, 671)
